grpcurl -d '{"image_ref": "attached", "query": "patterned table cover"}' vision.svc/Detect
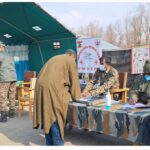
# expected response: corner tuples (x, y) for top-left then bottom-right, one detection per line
(67, 101), (150, 145)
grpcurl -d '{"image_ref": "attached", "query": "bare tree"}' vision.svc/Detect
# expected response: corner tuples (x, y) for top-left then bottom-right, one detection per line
(74, 3), (150, 49)
(103, 24), (117, 45)
(131, 4), (145, 46)
(124, 7), (144, 48)
(76, 21), (103, 37)
(114, 20), (125, 48)
(86, 21), (103, 37)
(123, 16), (133, 48)
(142, 4), (150, 45)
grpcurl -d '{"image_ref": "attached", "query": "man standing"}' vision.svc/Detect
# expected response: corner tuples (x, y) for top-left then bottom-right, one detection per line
(33, 49), (81, 146)
(0, 43), (17, 122)
(82, 57), (119, 98)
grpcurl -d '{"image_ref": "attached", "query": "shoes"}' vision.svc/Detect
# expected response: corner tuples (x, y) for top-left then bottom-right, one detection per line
(0, 109), (16, 122)
(8, 109), (16, 118)
(0, 111), (8, 122)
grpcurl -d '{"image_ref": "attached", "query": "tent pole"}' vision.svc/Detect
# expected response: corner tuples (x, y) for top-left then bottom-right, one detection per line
(37, 42), (44, 65)
(0, 17), (44, 65)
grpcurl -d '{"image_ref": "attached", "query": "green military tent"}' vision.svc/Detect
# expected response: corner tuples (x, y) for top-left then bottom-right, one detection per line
(0, 2), (76, 76)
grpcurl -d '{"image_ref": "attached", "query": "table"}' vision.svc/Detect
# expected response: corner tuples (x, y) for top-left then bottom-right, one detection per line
(67, 102), (150, 145)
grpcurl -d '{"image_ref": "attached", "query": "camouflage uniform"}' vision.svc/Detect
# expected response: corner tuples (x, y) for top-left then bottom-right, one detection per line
(0, 51), (17, 113)
(128, 60), (150, 104)
(83, 67), (119, 97)
(68, 102), (150, 145)
(0, 82), (16, 112)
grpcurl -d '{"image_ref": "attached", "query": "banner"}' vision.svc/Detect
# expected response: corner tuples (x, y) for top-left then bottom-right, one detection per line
(77, 37), (102, 73)
(131, 45), (150, 74)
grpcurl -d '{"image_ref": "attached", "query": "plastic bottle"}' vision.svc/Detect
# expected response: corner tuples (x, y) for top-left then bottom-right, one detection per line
(105, 90), (111, 110)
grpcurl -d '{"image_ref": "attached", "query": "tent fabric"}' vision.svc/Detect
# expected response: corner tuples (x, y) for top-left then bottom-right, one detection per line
(0, 2), (75, 45)
(0, 2), (76, 76)
(29, 38), (76, 73)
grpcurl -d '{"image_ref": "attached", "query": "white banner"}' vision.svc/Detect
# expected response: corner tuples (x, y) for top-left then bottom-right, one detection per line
(131, 45), (150, 74)
(77, 37), (102, 73)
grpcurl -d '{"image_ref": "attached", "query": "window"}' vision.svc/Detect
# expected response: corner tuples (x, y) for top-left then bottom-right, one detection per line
(4, 34), (12, 38)
(53, 42), (61, 49)
(32, 26), (42, 31)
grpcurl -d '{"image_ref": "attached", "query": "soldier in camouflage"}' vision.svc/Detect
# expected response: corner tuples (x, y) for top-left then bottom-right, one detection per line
(0, 42), (17, 122)
(128, 59), (150, 105)
(82, 57), (119, 98)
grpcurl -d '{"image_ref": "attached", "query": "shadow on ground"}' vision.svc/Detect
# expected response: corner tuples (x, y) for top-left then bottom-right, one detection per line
(0, 111), (45, 146)
(0, 111), (133, 146)
(64, 128), (133, 146)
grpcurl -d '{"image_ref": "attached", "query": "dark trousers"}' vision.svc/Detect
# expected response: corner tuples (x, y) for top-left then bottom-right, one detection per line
(45, 121), (64, 146)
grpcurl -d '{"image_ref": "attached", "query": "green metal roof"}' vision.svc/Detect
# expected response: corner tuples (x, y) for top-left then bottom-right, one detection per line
(0, 2), (75, 45)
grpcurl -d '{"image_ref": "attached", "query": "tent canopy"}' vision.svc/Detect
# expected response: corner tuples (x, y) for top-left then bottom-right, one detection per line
(0, 2), (76, 75)
(0, 2), (75, 45)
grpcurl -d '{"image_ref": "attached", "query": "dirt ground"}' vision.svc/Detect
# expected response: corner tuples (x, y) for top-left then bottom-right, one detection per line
(0, 111), (133, 146)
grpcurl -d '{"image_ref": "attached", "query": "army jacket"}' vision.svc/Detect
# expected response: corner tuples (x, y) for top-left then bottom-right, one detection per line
(0, 52), (17, 82)
(128, 75), (150, 103)
(83, 67), (119, 97)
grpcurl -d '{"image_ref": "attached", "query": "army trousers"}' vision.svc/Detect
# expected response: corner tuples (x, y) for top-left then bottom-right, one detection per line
(0, 82), (16, 112)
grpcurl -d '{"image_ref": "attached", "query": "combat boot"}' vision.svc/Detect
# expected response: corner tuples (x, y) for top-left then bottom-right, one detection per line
(8, 109), (16, 118)
(0, 111), (8, 122)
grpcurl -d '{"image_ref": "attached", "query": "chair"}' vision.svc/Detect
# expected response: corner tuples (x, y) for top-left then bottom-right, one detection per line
(110, 72), (129, 103)
(21, 71), (36, 97)
(18, 77), (37, 118)
(23, 71), (36, 87)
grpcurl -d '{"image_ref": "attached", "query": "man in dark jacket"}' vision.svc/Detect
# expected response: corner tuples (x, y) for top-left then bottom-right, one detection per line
(0, 43), (17, 122)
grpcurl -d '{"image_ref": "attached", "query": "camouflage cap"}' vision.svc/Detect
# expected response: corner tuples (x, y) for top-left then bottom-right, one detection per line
(143, 59), (150, 73)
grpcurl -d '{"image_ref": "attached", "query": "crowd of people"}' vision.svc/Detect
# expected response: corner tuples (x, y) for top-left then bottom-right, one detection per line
(0, 42), (150, 145)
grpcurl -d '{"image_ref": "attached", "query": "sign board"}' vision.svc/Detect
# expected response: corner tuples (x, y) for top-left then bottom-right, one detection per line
(131, 45), (150, 74)
(76, 37), (102, 73)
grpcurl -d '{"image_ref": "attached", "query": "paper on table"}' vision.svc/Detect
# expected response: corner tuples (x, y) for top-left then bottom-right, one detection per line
(79, 98), (89, 101)
(135, 103), (146, 107)
(111, 100), (120, 104)
(121, 103), (146, 109)
(80, 96), (104, 101)
(70, 101), (86, 106)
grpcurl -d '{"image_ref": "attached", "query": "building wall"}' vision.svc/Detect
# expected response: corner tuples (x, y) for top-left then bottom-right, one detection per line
(103, 49), (141, 87)
(103, 50), (131, 73)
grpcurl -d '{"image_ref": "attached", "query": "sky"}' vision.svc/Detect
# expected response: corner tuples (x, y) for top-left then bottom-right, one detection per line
(38, 2), (141, 31)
